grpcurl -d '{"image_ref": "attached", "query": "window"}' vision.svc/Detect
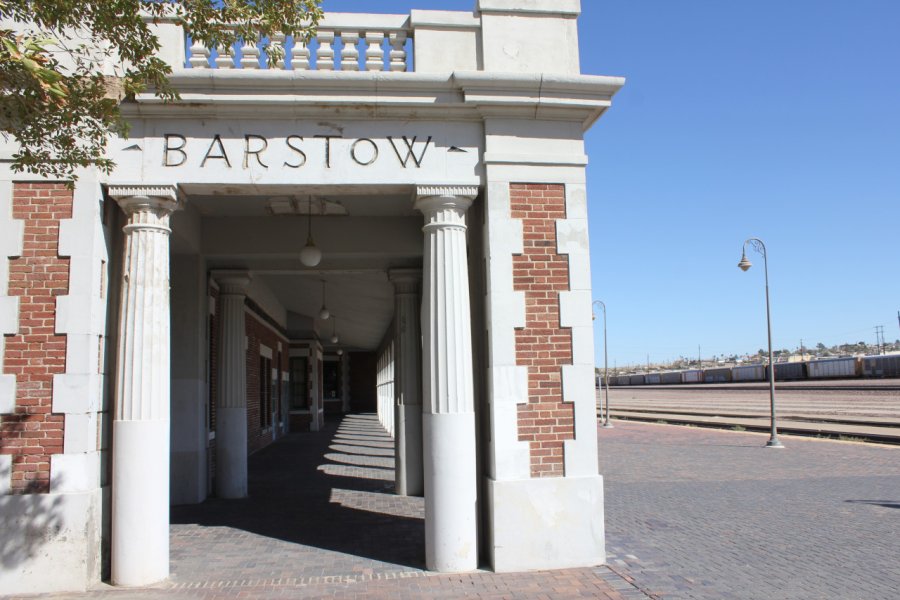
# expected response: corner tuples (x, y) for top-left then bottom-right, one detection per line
(259, 355), (271, 428)
(290, 356), (308, 410)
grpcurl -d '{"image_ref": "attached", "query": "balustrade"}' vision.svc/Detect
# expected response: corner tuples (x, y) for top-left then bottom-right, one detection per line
(185, 15), (411, 72)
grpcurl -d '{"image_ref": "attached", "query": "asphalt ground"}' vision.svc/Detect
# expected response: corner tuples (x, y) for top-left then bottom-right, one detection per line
(600, 421), (900, 599)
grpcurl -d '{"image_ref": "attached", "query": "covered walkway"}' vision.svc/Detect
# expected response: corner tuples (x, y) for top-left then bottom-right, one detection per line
(20, 415), (637, 599)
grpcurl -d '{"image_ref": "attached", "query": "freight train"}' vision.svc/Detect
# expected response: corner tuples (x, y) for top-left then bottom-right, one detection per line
(604, 354), (900, 386)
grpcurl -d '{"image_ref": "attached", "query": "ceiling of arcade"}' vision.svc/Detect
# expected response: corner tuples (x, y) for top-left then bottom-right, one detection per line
(170, 184), (425, 352)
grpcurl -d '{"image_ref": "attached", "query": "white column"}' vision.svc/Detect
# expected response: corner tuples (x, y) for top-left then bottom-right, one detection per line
(415, 186), (479, 572)
(212, 271), (251, 499)
(341, 352), (350, 413)
(309, 343), (324, 431)
(108, 185), (181, 587)
(390, 269), (423, 497)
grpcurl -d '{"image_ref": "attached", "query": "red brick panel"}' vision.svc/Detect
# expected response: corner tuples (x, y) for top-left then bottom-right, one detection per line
(511, 183), (574, 478)
(1, 182), (72, 494)
(245, 311), (288, 454)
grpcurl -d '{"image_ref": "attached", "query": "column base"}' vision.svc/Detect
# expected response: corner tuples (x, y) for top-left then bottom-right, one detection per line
(486, 475), (605, 572)
(216, 406), (248, 499)
(395, 403), (424, 496)
(112, 419), (169, 586)
(423, 412), (477, 572)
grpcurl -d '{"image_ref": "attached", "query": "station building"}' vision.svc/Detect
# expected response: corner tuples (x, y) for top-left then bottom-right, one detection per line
(0, 0), (623, 593)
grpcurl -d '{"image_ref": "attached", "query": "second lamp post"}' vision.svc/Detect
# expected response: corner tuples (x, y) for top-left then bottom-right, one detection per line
(738, 237), (784, 449)
(592, 300), (613, 428)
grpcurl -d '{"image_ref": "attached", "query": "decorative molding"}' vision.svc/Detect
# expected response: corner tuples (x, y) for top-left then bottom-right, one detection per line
(416, 185), (479, 200)
(107, 184), (179, 202)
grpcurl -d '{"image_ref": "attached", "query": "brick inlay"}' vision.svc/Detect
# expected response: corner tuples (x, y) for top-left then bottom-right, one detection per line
(511, 183), (574, 478)
(1, 182), (72, 493)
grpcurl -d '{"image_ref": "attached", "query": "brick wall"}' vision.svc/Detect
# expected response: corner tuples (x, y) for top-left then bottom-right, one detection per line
(1, 182), (72, 493)
(245, 310), (288, 454)
(511, 183), (574, 478)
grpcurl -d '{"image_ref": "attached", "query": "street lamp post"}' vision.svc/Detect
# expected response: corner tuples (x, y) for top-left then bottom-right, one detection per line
(592, 300), (613, 428)
(738, 238), (784, 449)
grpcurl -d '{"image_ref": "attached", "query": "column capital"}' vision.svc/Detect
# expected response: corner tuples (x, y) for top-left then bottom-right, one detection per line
(389, 268), (422, 294)
(415, 187), (478, 230)
(211, 270), (252, 296)
(108, 184), (181, 216)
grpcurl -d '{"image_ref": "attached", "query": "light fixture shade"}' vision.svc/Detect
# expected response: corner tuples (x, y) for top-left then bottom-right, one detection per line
(331, 334), (339, 344)
(738, 253), (752, 271)
(300, 242), (322, 267)
(336, 348), (343, 356)
(319, 306), (330, 320)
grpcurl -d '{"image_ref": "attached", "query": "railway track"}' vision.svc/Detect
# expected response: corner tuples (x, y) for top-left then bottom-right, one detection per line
(597, 379), (900, 444)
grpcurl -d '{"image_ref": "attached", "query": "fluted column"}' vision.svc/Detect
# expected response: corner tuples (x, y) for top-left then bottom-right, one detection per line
(109, 185), (181, 587)
(415, 186), (479, 572)
(212, 271), (252, 498)
(390, 269), (423, 497)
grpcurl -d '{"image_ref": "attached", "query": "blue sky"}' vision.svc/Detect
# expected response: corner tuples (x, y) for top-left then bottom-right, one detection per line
(325, 0), (900, 367)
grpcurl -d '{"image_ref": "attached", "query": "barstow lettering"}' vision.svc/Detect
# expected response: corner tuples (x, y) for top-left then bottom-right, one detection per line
(163, 134), (432, 169)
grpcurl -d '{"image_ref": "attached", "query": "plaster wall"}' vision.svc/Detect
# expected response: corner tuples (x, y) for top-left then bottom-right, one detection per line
(0, 173), (108, 593)
(170, 254), (209, 505)
(480, 144), (603, 570)
(110, 120), (483, 189)
(476, 0), (580, 75)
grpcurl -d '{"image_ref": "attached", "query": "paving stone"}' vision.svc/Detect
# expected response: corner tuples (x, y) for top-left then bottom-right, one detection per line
(601, 421), (900, 599)
(8, 414), (638, 600)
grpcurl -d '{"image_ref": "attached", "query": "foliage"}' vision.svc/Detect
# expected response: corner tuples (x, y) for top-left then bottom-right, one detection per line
(0, 0), (323, 181)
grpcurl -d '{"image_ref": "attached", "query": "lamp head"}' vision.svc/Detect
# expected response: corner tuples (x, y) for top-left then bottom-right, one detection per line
(331, 334), (339, 344)
(738, 252), (752, 272)
(318, 306), (330, 320)
(300, 239), (322, 267)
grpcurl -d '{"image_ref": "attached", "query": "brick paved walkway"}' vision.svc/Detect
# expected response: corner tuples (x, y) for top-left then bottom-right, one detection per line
(15, 414), (637, 600)
(601, 421), (900, 599)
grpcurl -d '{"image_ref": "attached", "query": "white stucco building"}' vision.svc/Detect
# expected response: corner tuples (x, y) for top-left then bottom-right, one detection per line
(0, 0), (623, 593)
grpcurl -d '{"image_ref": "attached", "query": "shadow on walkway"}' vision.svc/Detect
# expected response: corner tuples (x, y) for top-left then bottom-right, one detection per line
(170, 413), (425, 581)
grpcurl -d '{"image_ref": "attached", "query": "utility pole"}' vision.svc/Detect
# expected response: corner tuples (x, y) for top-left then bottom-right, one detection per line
(800, 338), (804, 360)
(698, 344), (701, 370)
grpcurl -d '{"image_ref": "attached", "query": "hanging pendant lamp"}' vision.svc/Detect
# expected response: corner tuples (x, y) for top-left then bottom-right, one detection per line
(299, 199), (322, 267)
(318, 279), (330, 320)
(330, 315), (340, 344)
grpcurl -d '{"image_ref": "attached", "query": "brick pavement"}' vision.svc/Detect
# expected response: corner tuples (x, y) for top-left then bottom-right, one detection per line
(8, 414), (639, 600)
(600, 421), (900, 599)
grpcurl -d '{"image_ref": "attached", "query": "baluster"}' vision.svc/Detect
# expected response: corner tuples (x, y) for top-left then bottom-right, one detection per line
(365, 31), (386, 71)
(291, 36), (311, 70)
(340, 31), (360, 71)
(240, 39), (260, 69)
(389, 32), (408, 72)
(317, 31), (335, 71)
(268, 33), (286, 69)
(188, 39), (211, 69)
(215, 42), (235, 69)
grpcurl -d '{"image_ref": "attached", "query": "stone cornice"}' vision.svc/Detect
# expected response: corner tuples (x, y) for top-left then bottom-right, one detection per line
(125, 71), (625, 131)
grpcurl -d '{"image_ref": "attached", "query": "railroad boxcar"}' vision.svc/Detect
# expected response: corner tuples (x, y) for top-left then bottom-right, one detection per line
(660, 371), (682, 384)
(732, 364), (766, 382)
(682, 369), (703, 383)
(703, 367), (733, 383)
(644, 373), (662, 385)
(628, 374), (646, 386)
(770, 361), (806, 381)
(862, 355), (900, 378)
(807, 357), (861, 379)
